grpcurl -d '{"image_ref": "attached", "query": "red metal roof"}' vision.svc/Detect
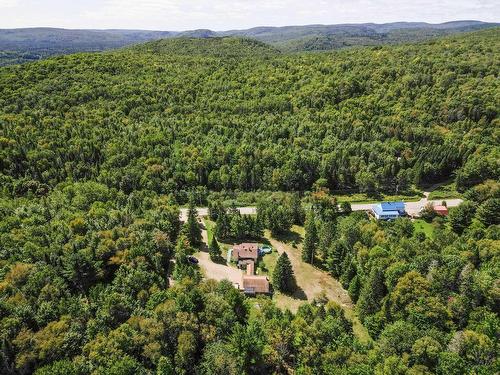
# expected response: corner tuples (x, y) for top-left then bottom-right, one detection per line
(434, 205), (449, 215)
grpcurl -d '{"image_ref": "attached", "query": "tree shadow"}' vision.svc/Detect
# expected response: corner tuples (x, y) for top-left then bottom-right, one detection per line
(258, 263), (269, 274)
(314, 259), (330, 273)
(273, 285), (307, 301)
(291, 285), (308, 300)
(199, 242), (209, 253)
(366, 191), (383, 200)
(221, 235), (272, 246)
(212, 256), (227, 265)
(272, 230), (303, 246)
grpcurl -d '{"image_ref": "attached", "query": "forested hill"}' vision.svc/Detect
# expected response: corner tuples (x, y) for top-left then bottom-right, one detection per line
(0, 29), (499, 199)
(0, 20), (498, 65)
(129, 37), (280, 58)
(0, 28), (176, 66)
(222, 20), (500, 52)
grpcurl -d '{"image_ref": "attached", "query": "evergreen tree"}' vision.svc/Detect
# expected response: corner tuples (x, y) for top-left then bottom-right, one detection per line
(340, 258), (357, 289)
(208, 199), (225, 221)
(230, 212), (245, 239)
(249, 215), (263, 238)
(185, 198), (202, 246)
(328, 240), (345, 278)
(273, 252), (295, 293)
(413, 162), (423, 186)
(317, 220), (336, 260)
(215, 208), (231, 240)
(348, 275), (361, 303)
(357, 267), (386, 321)
(302, 210), (318, 264)
(449, 201), (476, 234)
(340, 201), (352, 214)
(268, 204), (293, 236)
(209, 236), (222, 262)
(173, 235), (199, 281)
(290, 193), (305, 225)
(476, 198), (499, 227)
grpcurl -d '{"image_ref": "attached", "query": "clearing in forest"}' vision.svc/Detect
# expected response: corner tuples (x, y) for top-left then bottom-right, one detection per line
(195, 218), (371, 343)
(264, 226), (371, 344)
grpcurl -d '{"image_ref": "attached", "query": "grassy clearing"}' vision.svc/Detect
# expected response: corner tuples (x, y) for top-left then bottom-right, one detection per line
(343, 308), (372, 344)
(273, 293), (304, 312)
(427, 181), (462, 200)
(413, 219), (435, 238)
(265, 227), (372, 344)
(204, 219), (215, 243)
(205, 218), (372, 344)
(204, 218), (277, 271)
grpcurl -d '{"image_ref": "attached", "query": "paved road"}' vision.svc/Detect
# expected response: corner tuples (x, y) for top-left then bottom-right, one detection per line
(180, 207), (255, 221)
(180, 197), (463, 220)
(351, 197), (463, 216)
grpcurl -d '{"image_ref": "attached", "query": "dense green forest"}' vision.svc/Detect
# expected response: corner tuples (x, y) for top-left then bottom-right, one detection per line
(296, 181), (499, 374)
(1, 30), (498, 199)
(0, 28), (499, 374)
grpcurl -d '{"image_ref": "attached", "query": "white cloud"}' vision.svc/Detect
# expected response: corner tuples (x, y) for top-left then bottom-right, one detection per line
(0, 0), (19, 8)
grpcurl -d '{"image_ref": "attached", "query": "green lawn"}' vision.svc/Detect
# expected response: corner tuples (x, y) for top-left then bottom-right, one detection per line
(204, 218), (215, 243)
(413, 219), (434, 238)
(257, 249), (279, 276)
(343, 308), (372, 345)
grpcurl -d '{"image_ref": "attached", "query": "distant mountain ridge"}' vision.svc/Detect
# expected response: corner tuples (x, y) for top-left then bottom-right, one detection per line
(0, 20), (498, 65)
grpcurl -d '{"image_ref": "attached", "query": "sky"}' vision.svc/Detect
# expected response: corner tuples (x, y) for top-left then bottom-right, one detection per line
(0, 0), (498, 30)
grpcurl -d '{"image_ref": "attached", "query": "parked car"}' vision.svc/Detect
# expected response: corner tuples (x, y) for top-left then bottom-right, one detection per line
(187, 256), (199, 264)
(259, 246), (272, 255)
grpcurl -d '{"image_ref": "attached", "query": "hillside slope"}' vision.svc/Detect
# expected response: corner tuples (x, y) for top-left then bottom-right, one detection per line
(223, 20), (500, 51)
(129, 37), (279, 58)
(0, 27), (177, 65)
(0, 30), (498, 198)
(0, 21), (498, 65)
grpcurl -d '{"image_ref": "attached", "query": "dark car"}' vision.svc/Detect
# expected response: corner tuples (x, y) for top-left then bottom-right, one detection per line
(187, 256), (199, 264)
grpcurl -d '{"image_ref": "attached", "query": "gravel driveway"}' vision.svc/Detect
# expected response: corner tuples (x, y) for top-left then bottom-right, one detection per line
(194, 228), (243, 287)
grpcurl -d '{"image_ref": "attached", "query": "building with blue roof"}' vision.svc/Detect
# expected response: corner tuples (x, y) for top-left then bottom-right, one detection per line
(372, 201), (406, 220)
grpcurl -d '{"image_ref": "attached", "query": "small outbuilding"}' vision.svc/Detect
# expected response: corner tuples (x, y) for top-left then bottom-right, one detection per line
(433, 205), (449, 216)
(241, 275), (270, 296)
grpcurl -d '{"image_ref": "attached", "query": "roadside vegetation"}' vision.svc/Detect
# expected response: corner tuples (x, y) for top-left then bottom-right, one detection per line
(427, 180), (463, 200)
